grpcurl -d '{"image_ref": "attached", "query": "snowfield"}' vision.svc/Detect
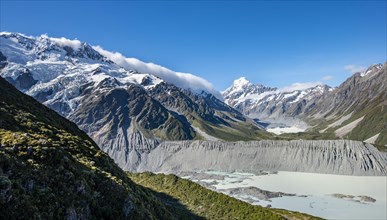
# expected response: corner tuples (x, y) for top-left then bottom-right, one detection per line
(267, 126), (305, 135)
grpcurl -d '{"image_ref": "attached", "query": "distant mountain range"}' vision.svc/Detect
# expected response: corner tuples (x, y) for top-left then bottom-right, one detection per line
(223, 63), (386, 146)
(222, 77), (331, 129)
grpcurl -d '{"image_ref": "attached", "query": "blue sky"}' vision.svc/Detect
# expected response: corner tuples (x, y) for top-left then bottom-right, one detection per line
(1, 1), (386, 90)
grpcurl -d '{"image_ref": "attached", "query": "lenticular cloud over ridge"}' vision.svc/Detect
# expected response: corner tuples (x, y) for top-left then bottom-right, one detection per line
(43, 34), (82, 50)
(93, 45), (221, 98)
(0, 31), (220, 97)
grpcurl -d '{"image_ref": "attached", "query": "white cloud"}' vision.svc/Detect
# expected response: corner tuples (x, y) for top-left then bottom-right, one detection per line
(93, 45), (221, 98)
(279, 81), (322, 93)
(322, 75), (333, 81)
(2, 32), (220, 98)
(42, 34), (82, 50)
(344, 64), (366, 74)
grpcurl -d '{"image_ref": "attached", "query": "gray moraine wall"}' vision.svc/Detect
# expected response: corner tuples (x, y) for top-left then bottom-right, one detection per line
(106, 139), (387, 176)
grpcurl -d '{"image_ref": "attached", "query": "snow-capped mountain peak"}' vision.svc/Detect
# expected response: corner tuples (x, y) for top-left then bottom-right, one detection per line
(0, 32), (167, 116)
(360, 63), (383, 77)
(1, 32), (220, 98)
(232, 76), (251, 88)
(224, 76), (271, 94)
(222, 77), (331, 128)
(222, 77), (276, 106)
(0, 32), (112, 65)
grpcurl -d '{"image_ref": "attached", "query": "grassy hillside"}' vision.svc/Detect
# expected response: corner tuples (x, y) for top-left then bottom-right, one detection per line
(128, 172), (322, 220)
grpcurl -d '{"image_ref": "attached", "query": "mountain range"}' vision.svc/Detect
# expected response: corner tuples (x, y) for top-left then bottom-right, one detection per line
(0, 32), (274, 167)
(223, 64), (386, 146)
(222, 77), (330, 129)
(0, 32), (385, 152)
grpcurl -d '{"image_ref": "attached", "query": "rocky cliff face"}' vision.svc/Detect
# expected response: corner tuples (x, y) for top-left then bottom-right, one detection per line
(120, 140), (387, 176)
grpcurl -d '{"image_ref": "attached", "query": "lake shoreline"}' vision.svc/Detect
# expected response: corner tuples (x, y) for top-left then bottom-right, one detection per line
(181, 170), (387, 219)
